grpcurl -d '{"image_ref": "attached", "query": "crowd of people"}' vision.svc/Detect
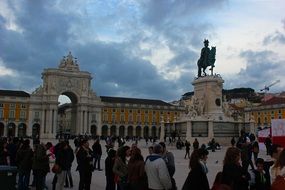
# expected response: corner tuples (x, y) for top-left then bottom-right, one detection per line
(0, 131), (284, 190)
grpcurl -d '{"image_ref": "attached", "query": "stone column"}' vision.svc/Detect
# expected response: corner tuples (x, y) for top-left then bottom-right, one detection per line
(4, 121), (7, 136)
(15, 123), (18, 137)
(186, 121), (192, 141)
(160, 121), (165, 142)
(84, 111), (88, 134)
(40, 109), (46, 138)
(116, 126), (119, 137)
(132, 126), (136, 137)
(208, 120), (214, 139)
(140, 128), (143, 138)
(250, 117), (255, 134)
(97, 110), (102, 136)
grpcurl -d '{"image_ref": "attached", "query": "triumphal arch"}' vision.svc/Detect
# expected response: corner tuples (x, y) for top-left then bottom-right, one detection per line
(27, 52), (102, 138)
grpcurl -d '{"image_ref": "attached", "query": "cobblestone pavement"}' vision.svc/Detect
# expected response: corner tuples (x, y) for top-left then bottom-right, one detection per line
(41, 139), (268, 190)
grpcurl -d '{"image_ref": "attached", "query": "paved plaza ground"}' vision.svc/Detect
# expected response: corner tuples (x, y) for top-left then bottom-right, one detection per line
(42, 139), (268, 190)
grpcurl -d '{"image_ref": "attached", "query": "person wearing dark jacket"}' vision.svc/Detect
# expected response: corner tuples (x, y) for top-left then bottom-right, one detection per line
(221, 147), (250, 190)
(92, 139), (102, 171)
(65, 141), (74, 188)
(16, 139), (33, 190)
(76, 139), (94, 190)
(55, 141), (70, 190)
(105, 149), (116, 190)
(182, 148), (210, 190)
(32, 142), (50, 190)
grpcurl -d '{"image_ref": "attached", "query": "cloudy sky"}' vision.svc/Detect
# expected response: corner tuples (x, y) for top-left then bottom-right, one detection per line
(0, 0), (285, 102)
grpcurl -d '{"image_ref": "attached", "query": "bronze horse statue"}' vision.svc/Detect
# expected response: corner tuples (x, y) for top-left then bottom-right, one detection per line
(197, 46), (216, 77)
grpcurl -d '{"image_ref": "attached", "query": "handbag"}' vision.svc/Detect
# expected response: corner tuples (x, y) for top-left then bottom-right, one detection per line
(271, 175), (285, 190)
(52, 163), (62, 174)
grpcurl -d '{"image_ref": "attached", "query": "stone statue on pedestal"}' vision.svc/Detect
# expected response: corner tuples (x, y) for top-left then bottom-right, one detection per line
(197, 39), (216, 77)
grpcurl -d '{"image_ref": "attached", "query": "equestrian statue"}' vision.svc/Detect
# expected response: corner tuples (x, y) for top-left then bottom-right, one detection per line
(197, 39), (216, 77)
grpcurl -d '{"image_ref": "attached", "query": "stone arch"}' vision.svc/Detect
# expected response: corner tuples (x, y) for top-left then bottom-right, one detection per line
(18, 123), (27, 138)
(32, 123), (40, 138)
(143, 126), (149, 138)
(7, 122), (16, 137)
(151, 126), (156, 138)
(31, 52), (101, 138)
(102, 125), (108, 137)
(0, 122), (4, 136)
(128, 125), (133, 137)
(110, 125), (116, 136)
(119, 125), (125, 137)
(136, 126), (142, 137)
(91, 125), (97, 136)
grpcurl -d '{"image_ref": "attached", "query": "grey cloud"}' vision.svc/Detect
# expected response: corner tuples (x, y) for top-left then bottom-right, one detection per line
(263, 31), (285, 45)
(225, 50), (284, 90)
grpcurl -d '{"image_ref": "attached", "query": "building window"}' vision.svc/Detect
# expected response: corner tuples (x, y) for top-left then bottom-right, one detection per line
(121, 109), (124, 112)
(113, 109), (116, 113)
(279, 116), (282, 119)
(112, 114), (115, 122)
(153, 111), (156, 114)
(137, 115), (141, 122)
(129, 110), (132, 113)
(10, 103), (15, 108)
(35, 112), (40, 118)
(145, 110), (148, 114)
(0, 103), (3, 108)
(9, 110), (15, 118)
(103, 114), (108, 122)
(92, 114), (96, 121)
(145, 115), (148, 123)
(120, 115), (124, 122)
(137, 110), (140, 113)
(129, 115), (133, 122)
(21, 104), (27, 109)
(20, 111), (26, 119)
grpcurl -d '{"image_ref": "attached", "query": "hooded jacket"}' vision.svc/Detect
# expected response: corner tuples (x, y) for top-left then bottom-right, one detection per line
(145, 154), (172, 190)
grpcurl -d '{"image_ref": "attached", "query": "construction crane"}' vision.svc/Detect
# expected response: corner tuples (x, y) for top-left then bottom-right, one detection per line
(260, 80), (280, 92)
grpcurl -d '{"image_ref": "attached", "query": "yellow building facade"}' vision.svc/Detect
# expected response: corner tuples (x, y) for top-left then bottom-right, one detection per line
(0, 90), (30, 137)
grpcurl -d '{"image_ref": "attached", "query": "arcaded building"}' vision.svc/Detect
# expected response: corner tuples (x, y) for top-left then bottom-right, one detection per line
(0, 52), (184, 139)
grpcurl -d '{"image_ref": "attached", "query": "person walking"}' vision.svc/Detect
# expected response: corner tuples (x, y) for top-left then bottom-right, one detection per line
(193, 138), (199, 150)
(185, 140), (191, 159)
(92, 139), (103, 171)
(76, 139), (94, 190)
(145, 144), (172, 190)
(64, 141), (74, 188)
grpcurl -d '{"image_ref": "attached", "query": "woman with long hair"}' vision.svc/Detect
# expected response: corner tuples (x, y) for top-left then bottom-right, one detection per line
(113, 145), (131, 190)
(270, 149), (285, 185)
(182, 148), (210, 190)
(221, 147), (249, 190)
(128, 147), (148, 190)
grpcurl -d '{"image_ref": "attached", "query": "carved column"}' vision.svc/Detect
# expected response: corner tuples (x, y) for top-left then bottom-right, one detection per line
(160, 122), (165, 142)
(208, 120), (214, 139)
(15, 123), (18, 137)
(186, 121), (192, 142)
(97, 111), (102, 136)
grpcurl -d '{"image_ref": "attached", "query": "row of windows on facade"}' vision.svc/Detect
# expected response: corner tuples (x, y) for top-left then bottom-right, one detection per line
(102, 114), (174, 123)
(256, 110), (283, 115)
(0, 109), (27, 119)
(104, 109), (177, 115)
(0, 103), (27, 109)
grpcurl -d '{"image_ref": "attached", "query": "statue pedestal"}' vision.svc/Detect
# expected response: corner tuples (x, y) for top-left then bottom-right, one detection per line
(192, 75), (224, 120)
